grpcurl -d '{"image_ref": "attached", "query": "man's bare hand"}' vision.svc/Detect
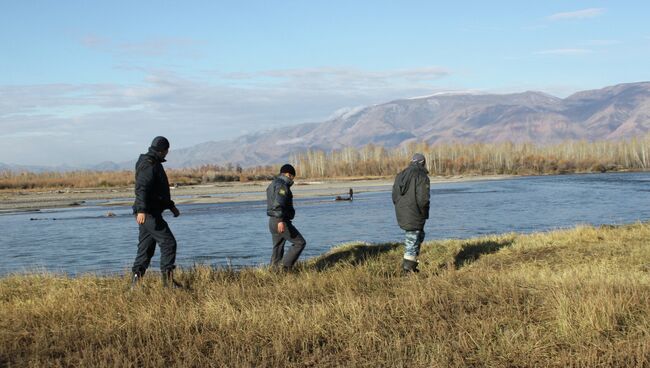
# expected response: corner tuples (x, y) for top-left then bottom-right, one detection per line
(277, 221), (286, 234)
(171, 206), (180, 217)
(136, 213), (146, 224)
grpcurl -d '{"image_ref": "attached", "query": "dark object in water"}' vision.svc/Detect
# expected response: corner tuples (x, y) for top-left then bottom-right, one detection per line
(335, 188), (354, 201)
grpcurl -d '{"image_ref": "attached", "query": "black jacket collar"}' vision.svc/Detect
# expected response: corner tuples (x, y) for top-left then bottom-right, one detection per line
(409, 161), (428, 174)
(146, 148), (166, 163)
(277, 174), (293, 187)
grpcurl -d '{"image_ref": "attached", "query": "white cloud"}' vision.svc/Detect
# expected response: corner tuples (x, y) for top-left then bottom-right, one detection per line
(0, 67), (452, 165)
(259, 66), (449, 80)
(80, 35), (203, 58)
(547, 8), (605, 21)
(224, 66), (450, 91)
(0, 131), (71, 139)
(534, 48), (592, 55)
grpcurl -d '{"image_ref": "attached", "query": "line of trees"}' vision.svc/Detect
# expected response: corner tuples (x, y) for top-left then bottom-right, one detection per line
(291, 136), (650, 178)
(2, 136), (649, 190)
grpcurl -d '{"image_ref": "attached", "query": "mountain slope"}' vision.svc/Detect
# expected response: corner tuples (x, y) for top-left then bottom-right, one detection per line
(7, 82), (649, 171)
(165, 82), (650, 167)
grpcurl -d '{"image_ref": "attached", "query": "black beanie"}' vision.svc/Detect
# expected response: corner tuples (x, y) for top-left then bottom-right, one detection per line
(280, 164), (296, 176)
(150, 136), (170, 151)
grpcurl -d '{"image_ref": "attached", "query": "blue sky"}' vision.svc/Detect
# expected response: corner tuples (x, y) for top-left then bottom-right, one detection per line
(1, 1), (649, 166)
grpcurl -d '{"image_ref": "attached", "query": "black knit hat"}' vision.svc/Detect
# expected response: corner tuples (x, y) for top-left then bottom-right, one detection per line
(280, 164), (296, 176)
(150, 136), (170, 152)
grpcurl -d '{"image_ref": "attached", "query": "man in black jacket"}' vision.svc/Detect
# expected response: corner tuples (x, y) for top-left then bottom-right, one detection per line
(130, 136), (182, 289)
(266, 164), (306, 270)
(392, 153), (430, 273)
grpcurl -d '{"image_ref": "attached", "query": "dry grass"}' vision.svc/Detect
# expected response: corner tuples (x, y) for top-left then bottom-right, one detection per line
(1, 223), (650, 367)
(294, 137), (650, 178)
(0, 165), (276, 191)
(4, 137), (650, 190)
(0, 170), (135, 190)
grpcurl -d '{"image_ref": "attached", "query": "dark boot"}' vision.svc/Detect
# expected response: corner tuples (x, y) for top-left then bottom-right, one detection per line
(129, 272), (141, 290)
(162, 270), (183, 289)
(402, 259), (420, 274)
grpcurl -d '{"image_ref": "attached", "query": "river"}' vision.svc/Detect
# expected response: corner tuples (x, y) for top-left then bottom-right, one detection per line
(1, 172), (648, 275)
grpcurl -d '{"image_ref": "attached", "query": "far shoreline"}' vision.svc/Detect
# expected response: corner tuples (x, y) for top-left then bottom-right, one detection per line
(0, 174), (514, 213)
(1, 170), (645, 213)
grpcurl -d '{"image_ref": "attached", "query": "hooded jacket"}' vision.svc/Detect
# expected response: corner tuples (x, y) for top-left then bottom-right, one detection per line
(392, 162), (430, 231)
(132, 148), (175, 216)
(266, 175), (295, 221)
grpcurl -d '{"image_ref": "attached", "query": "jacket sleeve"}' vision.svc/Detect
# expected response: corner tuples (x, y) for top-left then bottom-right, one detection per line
(391, 174), (400, 205)
(273, 183), (289, 219)
(133, 162), (154, 213)
(159, 168), (175, 210)
(161, 192), (175, 210)
(416, 173), (430, 219)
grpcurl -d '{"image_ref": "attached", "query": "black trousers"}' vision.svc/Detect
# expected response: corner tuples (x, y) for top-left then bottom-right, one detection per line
(269, 217), (306, 268)
(132, 214), (177, 275)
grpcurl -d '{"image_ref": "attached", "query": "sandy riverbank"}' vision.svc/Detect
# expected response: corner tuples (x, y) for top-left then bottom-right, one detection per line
(0, 175), (512, 212)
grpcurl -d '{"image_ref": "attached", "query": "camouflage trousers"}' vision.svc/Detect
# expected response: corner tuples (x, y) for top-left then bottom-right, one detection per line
(403, 230), (425, 261)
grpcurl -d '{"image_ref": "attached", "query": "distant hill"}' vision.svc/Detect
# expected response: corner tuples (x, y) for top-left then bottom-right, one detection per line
(164, 81), (650, 168)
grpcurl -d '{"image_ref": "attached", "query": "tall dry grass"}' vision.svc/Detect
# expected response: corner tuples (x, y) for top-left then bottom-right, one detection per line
(0, 164), (277, 191)
(3, 137), (650, 190)
(1, 223), (649, 367)
(0, 170), (135, 190)
(293, 136), (650, 178)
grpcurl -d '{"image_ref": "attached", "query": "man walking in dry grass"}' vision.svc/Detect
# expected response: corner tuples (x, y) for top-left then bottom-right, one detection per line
(392, 153), (430, 273)
(266, 164), (306, 270)
(130, 136), (182, 289)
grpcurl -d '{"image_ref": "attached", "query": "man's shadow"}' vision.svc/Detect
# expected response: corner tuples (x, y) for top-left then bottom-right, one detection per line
(452, 239), (515, 269)
(306, 238), (514, 272)
(311, 243), (400, 271)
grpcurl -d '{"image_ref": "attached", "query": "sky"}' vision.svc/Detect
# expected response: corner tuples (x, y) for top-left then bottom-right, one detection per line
(1, 0), (649, 166)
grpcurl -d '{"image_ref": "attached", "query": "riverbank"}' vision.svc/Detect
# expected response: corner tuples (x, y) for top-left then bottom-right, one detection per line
(0, 174), (511, 212)
(1, 222), (649, 367)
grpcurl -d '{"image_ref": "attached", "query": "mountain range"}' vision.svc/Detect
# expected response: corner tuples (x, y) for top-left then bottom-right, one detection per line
(164, 81), (650, 168)
(3, 81), (649, 171)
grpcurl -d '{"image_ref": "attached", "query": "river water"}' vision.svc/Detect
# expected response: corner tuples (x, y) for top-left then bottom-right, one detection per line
(1, 172), (648, 275)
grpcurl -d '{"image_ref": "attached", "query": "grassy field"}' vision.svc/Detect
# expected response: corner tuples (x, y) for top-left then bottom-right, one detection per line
(1, 223), (649, 367)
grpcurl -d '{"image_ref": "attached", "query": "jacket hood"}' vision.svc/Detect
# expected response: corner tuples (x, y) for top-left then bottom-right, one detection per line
(398, 163), (427, 195)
